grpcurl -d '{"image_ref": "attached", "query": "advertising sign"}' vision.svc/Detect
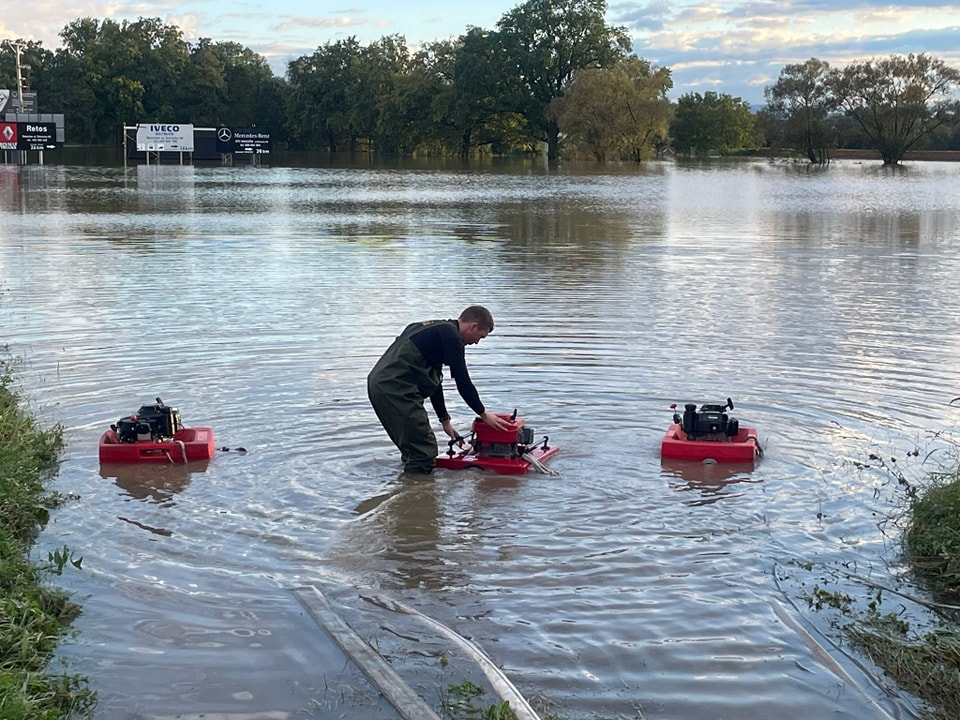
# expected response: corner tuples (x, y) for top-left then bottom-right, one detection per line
(0, 90), (38, 113)
(136, 123), (195, 152)
(0, 122), (17, 150)
(17, 122), (58, 150)
(216, 127), (271, 154)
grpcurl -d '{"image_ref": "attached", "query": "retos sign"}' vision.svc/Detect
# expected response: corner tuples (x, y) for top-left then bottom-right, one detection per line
(0, 122), (59, 151)
(17, 122), (58, 150)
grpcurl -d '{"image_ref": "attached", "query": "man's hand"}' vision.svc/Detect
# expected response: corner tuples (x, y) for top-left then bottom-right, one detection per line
(480, 411), (510, 431)
(442, 419), (460, 439)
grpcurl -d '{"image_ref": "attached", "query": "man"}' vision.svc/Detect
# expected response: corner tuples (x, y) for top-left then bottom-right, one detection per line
(368, 305), (509, 475)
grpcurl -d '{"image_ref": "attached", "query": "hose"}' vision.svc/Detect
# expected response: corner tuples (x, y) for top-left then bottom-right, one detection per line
(174, 439), (188, 463)
(522, 452), (559, 476)
(294, 586), (442, 720)
(365, 593), (543, 720)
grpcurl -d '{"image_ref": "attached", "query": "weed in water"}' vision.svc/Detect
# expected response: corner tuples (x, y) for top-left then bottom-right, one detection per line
(793, 433), (960, 720)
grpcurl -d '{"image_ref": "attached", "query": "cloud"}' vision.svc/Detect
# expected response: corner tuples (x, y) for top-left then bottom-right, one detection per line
(4, 1), (960, 105)
(614, 0), (960, 101)
(609, 1), (672, 31)
(270, 9), (393, 34)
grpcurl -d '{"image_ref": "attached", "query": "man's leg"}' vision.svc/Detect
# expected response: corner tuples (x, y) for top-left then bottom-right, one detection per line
(398, 402), (438, 474)
(368, 380), (437, 473)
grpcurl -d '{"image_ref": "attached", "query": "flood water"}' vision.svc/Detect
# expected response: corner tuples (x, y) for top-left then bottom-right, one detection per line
(2, 157), (960, 720)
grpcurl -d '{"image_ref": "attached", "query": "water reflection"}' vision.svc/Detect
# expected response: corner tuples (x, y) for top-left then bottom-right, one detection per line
(660, 459), (761, 505)
(342, 478), (462, 590)
(0, 166), (20, 210)
(338, 472), (530, 592)
(100, 461), (208, 506)
(100, 461), (209, 537)
(6, 160), (960, 720)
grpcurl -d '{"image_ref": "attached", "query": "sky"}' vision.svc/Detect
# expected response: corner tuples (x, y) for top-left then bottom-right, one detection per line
(2, 1), (960, 106)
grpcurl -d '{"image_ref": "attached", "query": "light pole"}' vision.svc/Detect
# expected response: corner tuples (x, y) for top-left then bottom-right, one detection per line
(2, 39), (27, 113)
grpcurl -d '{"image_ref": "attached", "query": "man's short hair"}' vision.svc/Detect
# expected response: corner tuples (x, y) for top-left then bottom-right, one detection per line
(459, 305), (494, 332)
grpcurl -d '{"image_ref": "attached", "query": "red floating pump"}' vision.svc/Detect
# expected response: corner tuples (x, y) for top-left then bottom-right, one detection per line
(660, 397), (761, 463)
(99, 397), (215, 464)
(435, 410), (559, 475)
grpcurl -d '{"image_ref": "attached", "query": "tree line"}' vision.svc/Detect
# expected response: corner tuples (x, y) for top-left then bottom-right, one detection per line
(2, 0), (959, 164)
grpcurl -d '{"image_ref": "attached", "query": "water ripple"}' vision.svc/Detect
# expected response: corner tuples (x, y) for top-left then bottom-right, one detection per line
(3, 160), (958, 718)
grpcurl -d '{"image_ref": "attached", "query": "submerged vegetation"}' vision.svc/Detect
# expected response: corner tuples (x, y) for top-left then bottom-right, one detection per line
(855, 457), (960, 719)
(0, 351), (94, 719)
(786, 436), (960, 720)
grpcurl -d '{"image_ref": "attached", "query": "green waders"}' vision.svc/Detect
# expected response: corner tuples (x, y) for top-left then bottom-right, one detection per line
(367, 324), (445, 474)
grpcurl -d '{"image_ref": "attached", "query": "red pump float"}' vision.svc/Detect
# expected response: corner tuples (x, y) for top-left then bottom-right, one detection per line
(660, 398), (762, 463)
(99, 397), (215, 464)
(435, 410), (559, 475)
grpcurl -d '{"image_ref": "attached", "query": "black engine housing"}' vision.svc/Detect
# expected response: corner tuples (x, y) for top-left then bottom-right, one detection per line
(112, 398), (182, 442)
(681, 401), (739, 440)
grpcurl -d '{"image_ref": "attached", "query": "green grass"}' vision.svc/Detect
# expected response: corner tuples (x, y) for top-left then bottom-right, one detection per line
(905, 468), (960, 602)
(0, 352), (95, 719)
(846, 613), (960, 720)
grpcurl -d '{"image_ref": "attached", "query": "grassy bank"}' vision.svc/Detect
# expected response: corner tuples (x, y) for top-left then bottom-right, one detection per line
(840, 460), (960, 720)
(0, 353), (94, 719)
(855, 462), (960, 719)
(905, 467), (960, 603)
(793, 447), (960, 720)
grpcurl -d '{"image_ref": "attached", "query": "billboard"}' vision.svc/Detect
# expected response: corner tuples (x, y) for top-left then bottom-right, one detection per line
(136, 123), (195, 152)
(0, 90), (37, 113)
(216, 127), (271, 154)
(0, 122), (61, 151)
(18, 122), (57, 150)
(0, 122), (60, 151)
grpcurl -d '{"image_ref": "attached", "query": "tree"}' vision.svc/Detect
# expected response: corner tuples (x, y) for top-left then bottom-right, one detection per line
(126, 17), (190, 122)
(286, 37), (364, 151)
(447, 28), (530, 157)
(178, 39), (286, 141)
(54, 18), (140, 144)
(180, 38), (231, 126)
(828, 53), (960, 165)
(360, 35), (410, 153)
(552, 56), (673, 161)
(382, 31), (531, 158)
(671, 92), (758, 156)
(286, 35), (408, 153)
(497, 0), (631, 159)
(388, 39), (459, 154)
(52, 17), (189, 145)
(765, 58), (837, 163)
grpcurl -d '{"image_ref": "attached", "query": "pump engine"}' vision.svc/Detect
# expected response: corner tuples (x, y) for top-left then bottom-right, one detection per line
(674, 398), (740, 441)
(111, 397), (182, 443)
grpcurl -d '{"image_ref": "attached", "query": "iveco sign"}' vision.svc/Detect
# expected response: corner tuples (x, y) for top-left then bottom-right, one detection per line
(135, 123), (194, 152)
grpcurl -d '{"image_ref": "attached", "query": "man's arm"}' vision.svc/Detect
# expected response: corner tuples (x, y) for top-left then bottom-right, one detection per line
(429, 386), (450, 423)
(447, 353), (509, 432)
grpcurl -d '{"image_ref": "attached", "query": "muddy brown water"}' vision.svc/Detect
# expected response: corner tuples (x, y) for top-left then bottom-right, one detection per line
(3, 158), (960, 719)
